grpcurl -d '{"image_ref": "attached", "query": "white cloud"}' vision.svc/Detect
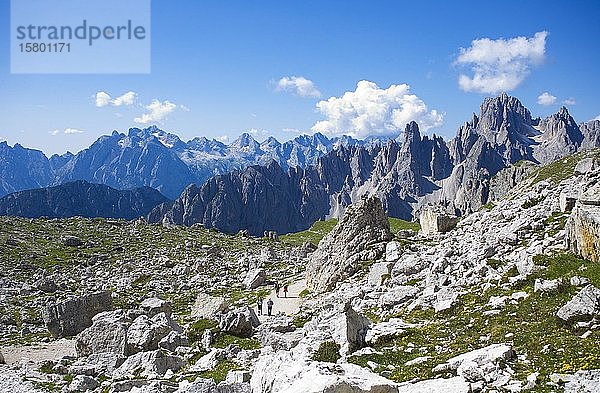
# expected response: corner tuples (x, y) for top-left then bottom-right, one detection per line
(95, 91), (112, 107)
(594, 115), (600, 121)
(563, 98), (576, 105)
(64, 128), (84, 134)
(311, 80), (443, 138)
(180, 104), (190, 112)
(134, 99), (177, 124)
(455, 31), (548, 94)
(248, 128), (270, 138)
(275, 76), (321, 98)
(216, 135), (230, 143)
(537, 92), (557, 106)
(50, 128), (84, 135)
(95, 91), (137, 107)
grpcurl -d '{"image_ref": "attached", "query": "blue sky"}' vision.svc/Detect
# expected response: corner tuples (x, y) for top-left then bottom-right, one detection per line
(0, 0), (599, 155)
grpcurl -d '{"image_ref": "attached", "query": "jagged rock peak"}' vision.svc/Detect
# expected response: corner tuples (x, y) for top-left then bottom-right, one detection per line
(305, 195), (392, 293)
(479, 93), (534, 135)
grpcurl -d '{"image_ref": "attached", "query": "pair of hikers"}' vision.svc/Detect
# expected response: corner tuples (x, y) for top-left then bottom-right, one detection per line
(257, 297), (273, 316)
(274, 282), (289, 298)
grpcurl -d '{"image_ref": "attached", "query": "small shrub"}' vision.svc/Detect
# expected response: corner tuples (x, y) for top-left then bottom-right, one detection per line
(487, 258), (503, 269)
(299, 289), (310, 298)
(312, 341), (341, 363)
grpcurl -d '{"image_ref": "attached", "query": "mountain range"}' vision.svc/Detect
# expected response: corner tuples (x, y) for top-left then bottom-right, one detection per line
(2, 94), (600, 234)
(0, 180), (168, 220)
(148, 94), (600, 235)
(0, 127), (370, 199)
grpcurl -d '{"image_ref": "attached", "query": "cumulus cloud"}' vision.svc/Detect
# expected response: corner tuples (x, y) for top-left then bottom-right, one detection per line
(455, 31), (548, 94)
(563, 98), (576, 105)
(537, 92), (557, 106)
(275, 76), (321, 98)
(95, 91), (137, 107)
(216, 135), (230, 143)
(134, 99), (177, 124)
(311, 80), (443, 138)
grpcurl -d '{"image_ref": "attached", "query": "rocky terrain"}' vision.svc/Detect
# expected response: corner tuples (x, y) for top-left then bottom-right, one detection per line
(1, 143), (599, 392)
(0, 181), (169, 220)
(149, 95), (600, 235)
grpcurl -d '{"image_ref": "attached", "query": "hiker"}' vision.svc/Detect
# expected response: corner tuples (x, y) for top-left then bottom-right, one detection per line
(257, 298), (263, 316)
(275, 282), (280, 298)
(267, 298), (274, 316)
(283, 284), (289, 298)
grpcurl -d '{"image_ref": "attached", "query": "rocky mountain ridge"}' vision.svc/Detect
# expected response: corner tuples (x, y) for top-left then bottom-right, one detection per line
(0, 180), (169, 220)
(0, 127), (368, 199)
(150, 94), (600, 235)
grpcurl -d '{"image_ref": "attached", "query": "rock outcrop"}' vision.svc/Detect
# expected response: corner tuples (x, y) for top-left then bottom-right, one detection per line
(75, 310), (130, 357)
(191, 293), (229, 320)
(250, 351), (399, 393)
(419, 206), (459, 235)
(218, 306), (260, 338)
(556, 285), (600, 323)
(43, 291), (112, 338)
(534, 107), (584, 165)
(306, 196), (392, 293)
(566, 183), (600, 262)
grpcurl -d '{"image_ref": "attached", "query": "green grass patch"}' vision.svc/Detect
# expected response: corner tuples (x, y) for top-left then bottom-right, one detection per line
(312, 341), (341, 363)
(389, 217), (420, 234)
(187, 318), (218, 344)
(198, 360), (239, 383)
(213, 333), (261, 350)
(280, 219), (338, 246)
(528, 149), (600, 184)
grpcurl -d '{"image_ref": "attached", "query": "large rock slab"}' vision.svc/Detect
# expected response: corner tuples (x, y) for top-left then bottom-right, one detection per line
(251, 351), (398, 393)
(243, 268), (266, 289)
(396, 377), (470, 393)
(191, 293), (229, 320)
(557, 285), (600, 323)
(112, 349), (184, 379)
(43, 291), (112, 338)
(432, 344), (515, 385)
(306, 196), (392, 294)
(219, 306), (260, 338)
(566, 184), (600, 262)
(419, 206), (459, 235)
(127, 312), (183, 354)
(75, 310), (130, 357)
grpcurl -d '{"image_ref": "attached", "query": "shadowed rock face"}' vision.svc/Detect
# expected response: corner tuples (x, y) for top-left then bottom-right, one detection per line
(43, 291), (113, 338)
(305, 195), (392, 294)
(0, 126), (350, 199)
(148, 96), (600, 234)
(0, 180), (169, 220)
(0, 142), (53, 197)
(148, 122), (452, 235)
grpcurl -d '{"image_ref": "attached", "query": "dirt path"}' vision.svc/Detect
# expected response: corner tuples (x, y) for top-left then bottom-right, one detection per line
(0, 338), (76, 365)
(258, 278), (305, 321)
